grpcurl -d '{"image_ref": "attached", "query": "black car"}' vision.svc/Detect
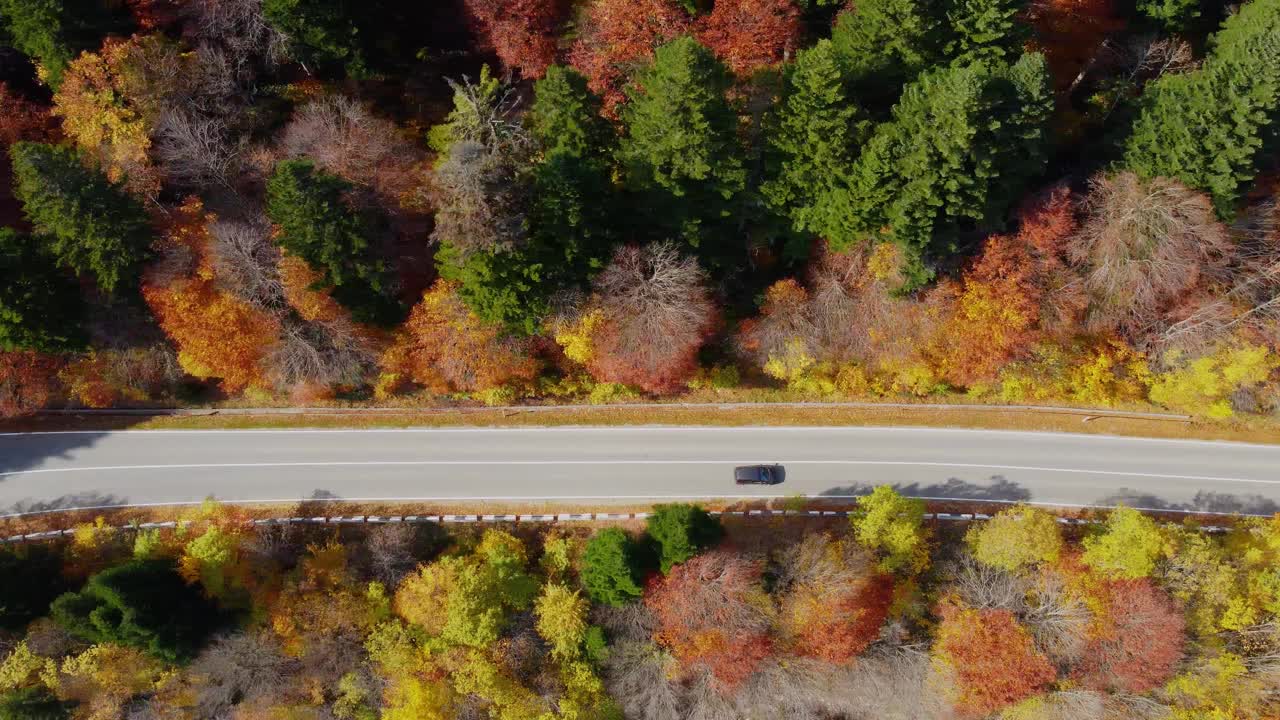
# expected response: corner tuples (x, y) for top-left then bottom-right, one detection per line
(734, 465), (784, 485)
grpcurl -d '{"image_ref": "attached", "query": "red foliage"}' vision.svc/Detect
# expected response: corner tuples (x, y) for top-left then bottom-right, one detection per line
(696, 0), (802, 76)
(0, 83), (60, 228)
(935, 600), (1057, 717)
(1075, 578), (1186, 694)
(645, 551), (775, 692)
(568, 0), (690, 116)
(790, 573), (893, 664)
(464, 0), (568, 79)
(124, 0), (182, 31)
(1025, 0), (1125, 92)
(0, 351), (62, 418)
(933, 185), (1081, 385)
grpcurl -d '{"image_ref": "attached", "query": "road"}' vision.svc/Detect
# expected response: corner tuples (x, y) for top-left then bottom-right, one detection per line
(2, 426), (1279, 516)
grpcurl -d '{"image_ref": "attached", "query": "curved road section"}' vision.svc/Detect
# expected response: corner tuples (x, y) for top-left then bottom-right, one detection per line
(1, 427), (1278, 516)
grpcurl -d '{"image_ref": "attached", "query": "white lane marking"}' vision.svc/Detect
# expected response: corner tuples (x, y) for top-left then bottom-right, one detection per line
(2, 494), (1269, 519)
(2, 426), (1278, 450)
(0, 459), (1274, 485)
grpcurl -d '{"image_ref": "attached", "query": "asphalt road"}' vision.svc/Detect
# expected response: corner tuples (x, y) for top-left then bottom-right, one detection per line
(2, 427), (1279, 516)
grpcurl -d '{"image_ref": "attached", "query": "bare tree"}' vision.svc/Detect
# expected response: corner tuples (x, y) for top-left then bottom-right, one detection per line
(430, 139), (530, 254)
(362, 522), (418, 588)
(601, 640), (682, 720)
(281, 96), (422, 207)
(949, 556), (1031, 613)
(1093, 35), (1196, 122)
(589, 243), (716, 394)
(182, 631), (298, 719)
(1023, 569), (1092, 668)
(181, 0), (286, 84)
(1068, 172), (1232, 346)
(773, 532), (875, 593)
(153, 108), (241, 189)
(266, 317), (378, 391)
(208, 217), (284, 307)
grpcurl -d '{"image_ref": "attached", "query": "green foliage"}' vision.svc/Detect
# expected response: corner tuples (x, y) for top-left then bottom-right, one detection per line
(762, 40), (869, 236)
(1136, 0), (1200, 32)
(265, 159), (401, 324)
(831, 0), (941, 107)
(0, 0), (128, 88)
(619, 36), (745, 260)
(1122, 0), (1280, 217)
(0, 229), (84, 353)
(581, 528), (644, 606)
(1082, 505), (1169, 579)
(966, 505), (1063, 570)
(646, 503), (724, 574)
(9, 142), (151, 295)
(944, 0), (1028, 65)
(440, 67), (615, 335)
(837, 54), (1053, 289)
(850, 486), (930, 574)
(0, 544), (68, 631)
(583, 625), (609, 665)
(49, 559), (219, 662)
(263, 0), (369, 77)
(0, 687), (68, 720)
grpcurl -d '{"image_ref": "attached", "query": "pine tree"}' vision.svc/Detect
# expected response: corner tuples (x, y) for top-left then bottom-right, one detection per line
(944, 0), (1029, 65)
(619, 36), (745, 261)
(9, 142), (151, 295)
(1122, 0), (1280, 217)
(839, 54), (1052, 289)
(440, 66), (616, 334)
(0, 229), (85, 353)
(761, 40), (869, 238)
(265, 159), (401, 325)
(0, 0), (130, 88)
(831, 0), (943, 108)
(581, 528), (645, 606)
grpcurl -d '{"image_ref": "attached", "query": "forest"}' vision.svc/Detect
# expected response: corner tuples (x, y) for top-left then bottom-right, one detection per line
(0, 0), (1278, 418)
(1, 493), (1278, 719)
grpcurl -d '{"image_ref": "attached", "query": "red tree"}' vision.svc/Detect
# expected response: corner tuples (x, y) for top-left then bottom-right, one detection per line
(645, 550), (775, 692)
(568, 0), (690, 115)
(935, 600), (1057, 717)
(791, 574), (892, 663)
(0, 352), (61, 418)
(696, 0), (802, 76)
(463, 0), (567, 79)
(1075, 578), (1185, 693)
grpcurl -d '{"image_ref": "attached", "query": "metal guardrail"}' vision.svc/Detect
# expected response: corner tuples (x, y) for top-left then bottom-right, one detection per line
(2, 509), (1229, 544)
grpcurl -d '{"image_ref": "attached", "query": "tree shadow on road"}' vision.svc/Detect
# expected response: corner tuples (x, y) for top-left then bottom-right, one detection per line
(818, 475), (1032, 502)
(1096, 488), (1278, 516)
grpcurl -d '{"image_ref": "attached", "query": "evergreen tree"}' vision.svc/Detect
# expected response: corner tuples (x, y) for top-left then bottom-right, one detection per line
(0, 228), (85, 353)
(263, 0), (369, 77)
(50, 559), (220, 662)
(838, 54), (1053, 289)
(831, 0), (942, 108)
(441, 66), (616, 334)
(1136, 0), (1200, 33)
(0, 0), (130, 88)
(762, 40), (869, 238)
(619, 36), (745, 262)
(944, 0), (1029, 65)
(0, 688), (69, 720)
(1122, 0), (1280, 217)
(646, 503), (724, 573)
(9, 142), (151, 295)
(581, 528), (645, 606)
(266, 159), (402, 325)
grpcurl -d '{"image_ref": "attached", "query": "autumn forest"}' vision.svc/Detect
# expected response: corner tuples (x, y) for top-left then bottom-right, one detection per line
(0, 0), (1277, 418)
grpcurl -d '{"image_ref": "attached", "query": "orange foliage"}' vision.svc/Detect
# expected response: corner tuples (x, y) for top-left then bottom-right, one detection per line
(464, 0), (567, 79)
(1075, 578), (1185, 693)
(788, 573), (893, 664)
(568, 0), (690, 115)
(1025, 0), (1125, 92)
(696, 0), (802, 76)
(381, 280), (538, 395)
(143, 199), (280, 393)
(935, 600), (1056, 717)
(645, 551), (774, 692)
(0, 351), (61, 417)
(933, 186), (1081, 385)
(279, 253), (346, 324)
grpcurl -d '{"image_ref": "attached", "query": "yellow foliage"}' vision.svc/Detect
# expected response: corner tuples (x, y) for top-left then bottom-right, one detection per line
(986, 341), (1150, 407)
(0, 643), (54, 692)
(763, 337), (816, 383)
(53, 645), (170, 720)
(279, 253), (347, 324)
(552, 309), (604, 366)
(534, 584), (590, 659)
(451, 651), (555, 720)
(1165, 653), (1266, 720)
(381, 676), (457, 720)
(1149, 344), (1279, 418)
(393, 561), (455, 635)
